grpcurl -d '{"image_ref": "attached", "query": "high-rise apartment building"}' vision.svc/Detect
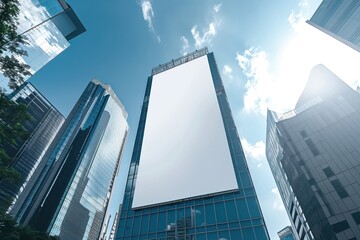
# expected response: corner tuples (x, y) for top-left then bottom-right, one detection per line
(0, 82), (64, 213)
(0, 0), (85, 91)
(116, 48), (269, 239)
(278, 226), (296, 240)
(266, 65), (360, 240)
(12, 80), (128, 240)
(307, 0), (360, 52)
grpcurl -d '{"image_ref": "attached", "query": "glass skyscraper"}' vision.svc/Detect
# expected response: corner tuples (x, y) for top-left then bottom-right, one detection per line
(116, 48), (269, 240)
(278, 226), (295, 240)
(0, 0), (85, 92)
(14, 80), (128, 240)
(307, 0), (360, 52)
(266, 64), (360, 240)
(0, 82), (64, 214)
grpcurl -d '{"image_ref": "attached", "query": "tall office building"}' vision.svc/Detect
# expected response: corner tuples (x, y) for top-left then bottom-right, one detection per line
(266, 64), (360, 240)
(278, 226), (295, 240)
(307, 0), (360, 52)
(116, 48), (269, 239)
(0, 82), (64, 213)
(13, 80), (128, 240)
(0, 0), (85, 91)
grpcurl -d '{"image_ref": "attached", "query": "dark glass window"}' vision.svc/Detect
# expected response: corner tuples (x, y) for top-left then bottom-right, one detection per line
(332, 220), (350, 233)
(305, 138), (320, 156)
(330, 179), (349, 198)
(323, 167), (335, 178)
(300, 130), (308, 138)
(351, 212), (360, 224)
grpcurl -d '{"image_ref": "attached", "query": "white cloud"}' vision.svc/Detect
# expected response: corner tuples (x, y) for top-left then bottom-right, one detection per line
(236, 48), (279, 115)
(191, 23), (217, 48)
(241, 138), (265, 167)
(180, 36), (189, 55)
(213, 3), (222, 13)
(140, 0), (160, 42)
(222, 65), (233, 79)
(237, 4), (360, 115)
(271, 188), (285, 211)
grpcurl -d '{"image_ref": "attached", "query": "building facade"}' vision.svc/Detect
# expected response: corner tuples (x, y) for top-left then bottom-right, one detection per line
(266, 65), (360, 240)
(307, 0), (360, 52)
(13, 80), (128, 240)
(116, 48), (269, 240)
(0, 0), (85, 91)
(278, 226), (296, 240)
(0, 82), (64, 213)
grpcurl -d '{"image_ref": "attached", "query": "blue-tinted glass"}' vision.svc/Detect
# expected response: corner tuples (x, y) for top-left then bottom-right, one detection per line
(207, 232), (218, 239)
(230, 229), (243, 240)
(140, 214), (149, 234)
(167, 210), (175, 226)
(205, 204), (216, 225)
(215, 202), (227, 223)
(149, 213), (157, 233)
(157, 211), (166, 232)
(254, 226), (268, 239)
(235, 198), (250, 220)
(248, 197), (261, 218)
(124, 216), (133, 236)
(243, 227), (255, 239)
(218, 230), (230, 239)
(225, 200), (238, 222)
(195, 205), (205, 227)
(132, 215), (141, 236)
(196, 233), (206, 240)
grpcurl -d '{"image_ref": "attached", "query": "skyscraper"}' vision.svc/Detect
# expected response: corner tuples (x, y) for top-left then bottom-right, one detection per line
(266, 65), (360, 240)
(307, 0), (360, 52)
(0, 82), (64, 213)
(116, 48), (269, 239)
(0, 0), (85, 91)
(13, 80), (128, 240)
(278, 226), (295, 240)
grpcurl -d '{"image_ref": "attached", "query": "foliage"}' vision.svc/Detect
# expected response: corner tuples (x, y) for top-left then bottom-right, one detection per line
(0, 92), (30, 185)
(0, 213), (60, 240)
(0, 0), (32, 89)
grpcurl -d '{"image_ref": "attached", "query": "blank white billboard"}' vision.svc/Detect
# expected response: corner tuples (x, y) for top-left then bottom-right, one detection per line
(132, 55), (238, 209)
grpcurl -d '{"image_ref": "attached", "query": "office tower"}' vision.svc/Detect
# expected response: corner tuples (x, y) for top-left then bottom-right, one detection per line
(266, 64), (360, 240)
(116, 48), (269, 240)
(13, 80), (128, 240)
(278, 226), (295, 240)
(0, 82), (64, 213)
(307, 0), (360, 52)
(0, 0), (85, 91)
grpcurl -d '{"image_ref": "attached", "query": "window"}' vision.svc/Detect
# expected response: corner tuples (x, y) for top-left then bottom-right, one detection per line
(300, 130), (308, 138)
(331, 220), (350, 233)
(330, 179), (349, 198)
(305, 138), (320, 156)
(323, 167), (335, 178)
(351, 212), (360, 224)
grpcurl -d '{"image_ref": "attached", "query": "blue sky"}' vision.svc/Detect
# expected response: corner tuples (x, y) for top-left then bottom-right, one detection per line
(27, 0), (360, 239)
